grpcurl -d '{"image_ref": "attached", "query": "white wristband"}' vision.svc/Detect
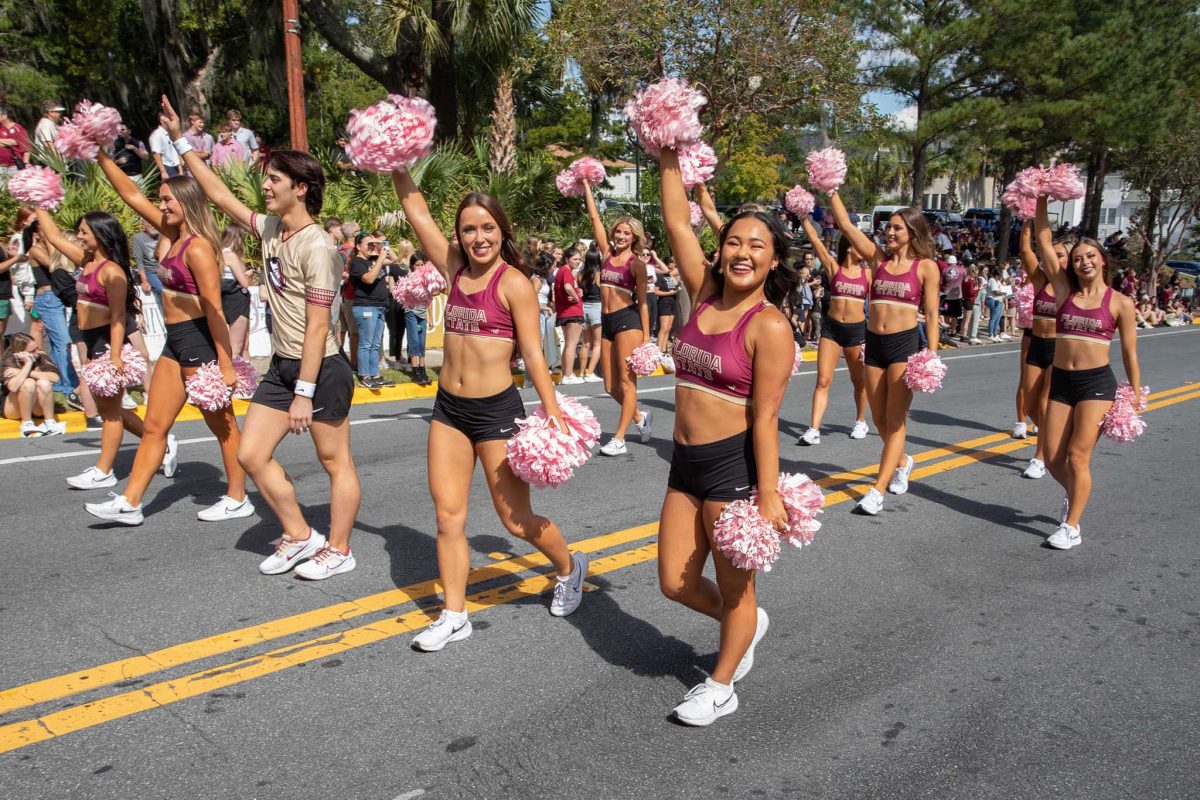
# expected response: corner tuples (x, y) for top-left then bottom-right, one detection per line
(172, 137), (194, 156)
(294, 380), (316, 399)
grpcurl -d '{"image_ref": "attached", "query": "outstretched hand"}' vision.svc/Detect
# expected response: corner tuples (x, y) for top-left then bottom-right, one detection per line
(159, 95), (183, 139)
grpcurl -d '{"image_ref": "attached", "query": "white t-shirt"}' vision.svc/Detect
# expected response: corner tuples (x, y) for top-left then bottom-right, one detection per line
(33, 118), (58, 148)
(233, 127), (259, 158)
(148, 127), (180, 168)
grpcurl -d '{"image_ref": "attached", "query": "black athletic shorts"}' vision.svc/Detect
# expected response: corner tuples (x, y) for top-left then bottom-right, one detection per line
(252, 352), (355, 420)
(820, 316), (867, 348)
(556, 315), (585, 327)
(863, 327), (920, 369)
(431, 383), (525, 444)
(601, 305), (641, 341)
(68, 312), (83, 344)
(81, 325), (130, 361)
(1049, 364), (1116, 406)
(1022, 327), (1033, 339)
(657, 298), (678, 318)
(1024, 334), (1056, 369)
(160, 318), (217, 365)
(221, 281), (250, 323)
(940, 297), (963, 318)
(667, 430), (757, 502)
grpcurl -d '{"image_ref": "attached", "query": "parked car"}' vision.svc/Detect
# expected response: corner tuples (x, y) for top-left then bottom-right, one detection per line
(923, 209), (966, 231)
(963, 208), (1001, 231)
(1166, 259), (1200, 278)
(871, 205), (906, 235)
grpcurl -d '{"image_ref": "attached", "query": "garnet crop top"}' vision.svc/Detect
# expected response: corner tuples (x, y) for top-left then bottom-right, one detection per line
(599, 255), (638, 294)
(869, 259), (922, 309)
(1033, 281), (1057, 322)
(673, 297), (767, 405)
(830, 266), (869, 301)
(1056, 287), (1116, 343)
(158, 236), (200, 296)
(75, 260), (111, 308)
(444, 263), (516, 340)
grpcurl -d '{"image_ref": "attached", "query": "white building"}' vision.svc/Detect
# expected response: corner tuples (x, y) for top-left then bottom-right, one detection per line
(547, 144), (638, 200)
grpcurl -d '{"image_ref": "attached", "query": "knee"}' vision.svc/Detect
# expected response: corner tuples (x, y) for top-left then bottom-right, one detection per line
(142, 415), (171, 439)
(814, 374), (833, 390)
(18, 379), (35, 397)
(434, 506), (468, 537)
(1067, 447), (1091, 473)
(34, 378), (53, 393)
(237, 443), (268, 474)
(500, 511), (543, 540)
(659, 574), (693, 603)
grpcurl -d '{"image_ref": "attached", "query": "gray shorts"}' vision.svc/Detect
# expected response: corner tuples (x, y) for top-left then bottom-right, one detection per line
(583, 301), (602, 327)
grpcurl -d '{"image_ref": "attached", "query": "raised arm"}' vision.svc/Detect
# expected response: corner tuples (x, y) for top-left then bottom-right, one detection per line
(1017, 219), (1039, 277)
(827, 191), (880, 265)
(33, 209), (86, 266)
(97, 152), (167, 233)
(800, 217), (837, 272)
(160, 96), (255, 230)
(582, 183), (609, 255)
(1034, 196), (1069, 300)
(390, 168), (457, 281)
(660, 148), (716, 304)
(694, 182), (724, 237)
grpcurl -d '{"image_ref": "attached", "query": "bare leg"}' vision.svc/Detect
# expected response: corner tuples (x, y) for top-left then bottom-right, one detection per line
(560, 322), (582, 378)
(1063, 400), (1112, 528)
(846, 344), (868, 422)
(612, 328), (642, 440)
(237, 403), (309, 539)
(308, 416), (360, 553)
(73, 342), (100, 417)
(33, 378), (58, 422)
(809, 336), (841, 430)
(703, 499), (758, 685)
(1041, 399), (1073, 492)
(122, 357), (188, 506)
(427, 420), (478, 612)
(872, 362), (912, 495)
(229, 316), (249, 362)
(658, 489), (722, 619)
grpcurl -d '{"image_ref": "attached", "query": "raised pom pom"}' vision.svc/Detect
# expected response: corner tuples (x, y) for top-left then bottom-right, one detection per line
(1011, 165), (1049, 199)
(772, 473), (824, 548)
(232, 357), (259, 397)
(689, 201), (703, 228)
(570, 156), (606, 186)
(556, 168), (583, 198)
(344, 95), (437, 173)
(903, 349), (947, 393)
(1045, 163), (1084, 201)
(805, 147), (847, 194)
(784, 185), (815, 219)
(678, 141), (717, 188)
(55, 120), (100, 161)
(72, 100), (122, 150)
(626, 342), (664, 377)
(712, 500), (782, 572)
(391, 261), (447, 308)
(624, 78), (706, 157)
(1001, 184), (1037, 220)
(1102, 381), (1150, 442)
(185, 362), (233, 411)
(6, 166), (64, 210)
(1015, 281), (1035, 328)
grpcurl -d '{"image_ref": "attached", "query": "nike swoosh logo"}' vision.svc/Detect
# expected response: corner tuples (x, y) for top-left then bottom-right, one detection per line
(285, 543), (314, 561)
(735, 486), (750, 492)
(499, 427), (514, 433)
(451, 623), (467, 634)
(312, 407), (325, 414)
(715, 695), (734, 709)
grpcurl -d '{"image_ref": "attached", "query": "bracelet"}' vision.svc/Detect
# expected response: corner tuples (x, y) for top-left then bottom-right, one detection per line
(172, 137), (194, 156)
(293, 380), (317, 399)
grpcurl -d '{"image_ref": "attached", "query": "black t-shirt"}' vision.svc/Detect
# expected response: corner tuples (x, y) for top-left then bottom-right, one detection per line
(51, 267), (78, 307)
(0, 261), (12, 297)
(349, 256), (389, 307)
(113, 137), (144, 176)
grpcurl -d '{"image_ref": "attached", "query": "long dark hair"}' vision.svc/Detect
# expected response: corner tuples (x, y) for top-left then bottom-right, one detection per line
(2, 331), (57, 373)
(81, 211), (141, 319)
(1066, 238), (1113, 294)
(711, 211), (799, 314)
(455, 192), (526, 276)
(580, 242), (603, 290)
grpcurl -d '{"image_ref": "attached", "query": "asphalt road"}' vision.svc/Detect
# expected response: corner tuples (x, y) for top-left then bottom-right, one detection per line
(1, 327), (1198, 800)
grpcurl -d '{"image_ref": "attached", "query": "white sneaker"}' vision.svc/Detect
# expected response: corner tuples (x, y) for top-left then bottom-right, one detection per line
(258, 529), (327, 575)
(999, 333), (1013, 340)
(67, 466), (118, 490)
(583, 372), (603, 383)
(20, 421), (44, 437)
(732, 608), (769, 682)
(856, 487), (884, 515)
(600, 437), (627, 456)
(988, 335), (1001, 342)
(121, 393), (138, 410)
(197, 495), (256, 522)
(84, 493), (144, 525)
(635, 408), (653, 443)
(887, 454), (914, 495)
(550, 552), (588, 617)
(849, 420), (869, 440)
(413, 610), (473, 652)
(161, 434), (179, 478)
(798, 427), (821, 446)
(1012, 421), (1028, 439)
(562, 375), (583, 385)
(969, 337), (982, 345)
(673, 679), (738, 726)
(1022, 458), (1047, 479)
(295, 545), (357, 580)
(660, 354), (676, 373)
(1047, 523), (1081, 550)
(41, 419), (66, 436)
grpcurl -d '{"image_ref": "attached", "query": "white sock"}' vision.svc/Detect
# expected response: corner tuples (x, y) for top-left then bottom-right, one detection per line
(705, 677), (733, 697)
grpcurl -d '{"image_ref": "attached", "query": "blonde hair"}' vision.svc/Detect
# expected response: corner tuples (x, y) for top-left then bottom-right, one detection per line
(608, 216), (645, 255)
(164, 176), (223, 265)
(392, 238), (415, 264)
(49, 231), (79, 272)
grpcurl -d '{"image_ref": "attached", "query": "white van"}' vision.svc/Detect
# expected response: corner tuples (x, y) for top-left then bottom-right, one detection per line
(870, 205), (906, 236)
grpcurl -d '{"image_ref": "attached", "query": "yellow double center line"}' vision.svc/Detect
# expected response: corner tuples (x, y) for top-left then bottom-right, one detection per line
(0, 382), (1195, 754)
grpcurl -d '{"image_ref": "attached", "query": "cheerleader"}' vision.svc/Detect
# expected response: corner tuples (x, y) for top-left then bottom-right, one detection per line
(83, 149), (250, 526)
(391, 168), (587, 651)
(827, 195), (940, 515)
(581, 185), (653, 455)
(796, 204), (871, 445)
(1034, 196), (1139, 549)
(1016, 220), (1067, 479)
(656, 146), (798, 725)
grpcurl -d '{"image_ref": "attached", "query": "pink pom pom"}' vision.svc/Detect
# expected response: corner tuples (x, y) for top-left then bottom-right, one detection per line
(903, 349), (947, 393)
(784, 185), (815, 218)
(624, 78), (706, 156)
(185, 362), (233, 411)
(805, 147), (847, 194)
(1014, 281), (1035, 328)
(712, 500), (782, 572)
(626, 342), (664, 377)
(547, 392), (601, 450)
(391, 261), (447, 308)
(344, 95), (437, 172)
(72, 100), (122, 150)
(689, 201), (703, 228)
(117, 344), (147, 387)
(678, 141), (717, 188)
(506, 392), (600, 488)
(556, 168), (583, 198)
(570, 156), (606, 186)
(1001, 185), (1037, 220)
(6, 166), (64, 210)
(55, 120), (100, 161)
(1102, 381), (1150, 442)
(1045, 163), (1084, 201)
(770, 473), (824, 548)
(792, 340), (804, 375)
(1011, 165), (1050, 198)
(81, 357), (123, 397)
(232, 356), (259, 397)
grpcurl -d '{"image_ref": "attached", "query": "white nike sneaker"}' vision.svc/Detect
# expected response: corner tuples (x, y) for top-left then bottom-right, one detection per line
(887, 454), (915, 495)
(161, 434), (179, 478)
(42, 419), (67, 436)
(258, 529), (327, 575)
(798, 427), (821, 446)
(20, 421), (44, 437)
(1012, 421), (1028, 439)
(599, 437), (627, 456)
(197, 495), (256, 522)
(1022, 458), (1047, 479)
(295, 545), (357, 580)
(550, 552), (588, 617)
(121, 393), (138, 410)
(856, 487), (884, 515)
(67, 466), (116, 490)
(673, 679), (738, 726)
(583, 372), (603, 383)
(84, 493), (144, 526)
(849, 420), (869, 440)
(634, 408), (653, 443)
(413, 610), (473, 652)
(1047, 523), (1081, 550)
(732, 607), (769, 683)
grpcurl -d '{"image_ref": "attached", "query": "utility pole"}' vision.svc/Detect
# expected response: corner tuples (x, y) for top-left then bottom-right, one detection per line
(282, 0), (308, 151)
